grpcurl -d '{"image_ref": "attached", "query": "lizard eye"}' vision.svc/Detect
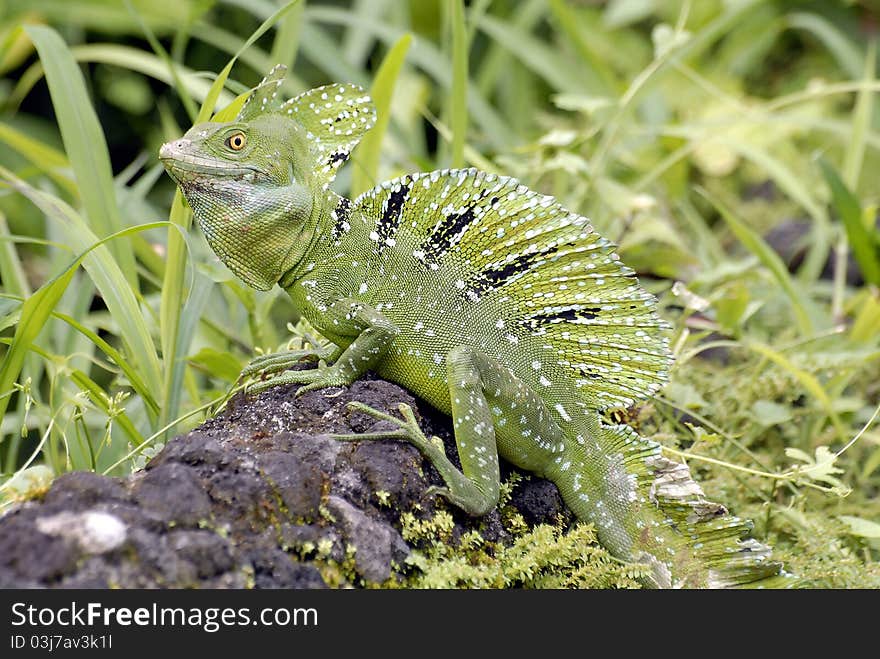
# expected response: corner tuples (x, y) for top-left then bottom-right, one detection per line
(226, 132), (246, 151)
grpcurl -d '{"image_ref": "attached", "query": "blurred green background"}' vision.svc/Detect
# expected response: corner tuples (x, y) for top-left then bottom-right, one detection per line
(0, 0), (879, 586)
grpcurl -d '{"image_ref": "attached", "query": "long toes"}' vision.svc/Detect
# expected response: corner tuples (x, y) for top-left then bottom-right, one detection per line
(345, 402), (405, 428)
(245, 380), (273, 395)
(294, 381), (326, 397)
(248, 362), (293, 378)
(242, 350), (320, 376)
(241, 361), (280, 377)
(243, 353), (286, 369)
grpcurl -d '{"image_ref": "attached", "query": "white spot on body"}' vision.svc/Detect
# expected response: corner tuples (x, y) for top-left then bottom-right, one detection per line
(554, 403), (572, 422)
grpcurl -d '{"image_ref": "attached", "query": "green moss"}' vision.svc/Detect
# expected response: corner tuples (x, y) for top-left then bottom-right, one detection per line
(392, 473), (648, 589)
(765, 507), (880, 588)
(402, 519), (647, 589)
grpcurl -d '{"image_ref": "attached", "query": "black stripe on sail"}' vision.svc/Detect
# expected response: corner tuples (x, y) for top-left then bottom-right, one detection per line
(521, 306), (601, 331)
(331, 196), (352, 240)
(422, 203), (477, 262)
(376, 183), (409, 245)
(470, 252), (544, 294)
(534, 306), (599, 323)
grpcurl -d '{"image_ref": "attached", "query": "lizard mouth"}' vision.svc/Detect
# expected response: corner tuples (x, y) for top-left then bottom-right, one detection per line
(159, 139), (263, 179)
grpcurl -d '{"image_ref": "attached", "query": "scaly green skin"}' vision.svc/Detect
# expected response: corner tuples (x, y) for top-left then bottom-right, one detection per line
(161, 65), (790, 588)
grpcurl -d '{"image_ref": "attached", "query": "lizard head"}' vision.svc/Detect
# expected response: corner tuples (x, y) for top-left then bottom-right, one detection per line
(159, 65), (376, 290)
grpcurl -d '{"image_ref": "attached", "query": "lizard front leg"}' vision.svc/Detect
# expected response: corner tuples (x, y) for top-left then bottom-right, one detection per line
(334, 346), (566, 517)
(246, 299), (399, 396)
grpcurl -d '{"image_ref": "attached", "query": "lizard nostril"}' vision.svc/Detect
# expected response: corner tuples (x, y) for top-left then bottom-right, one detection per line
(159, 139), (191, 159)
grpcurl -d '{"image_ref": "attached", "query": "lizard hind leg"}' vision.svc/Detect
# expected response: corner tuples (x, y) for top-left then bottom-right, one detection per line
(333, 346), (567, 518)
(332, 395), (499, 517)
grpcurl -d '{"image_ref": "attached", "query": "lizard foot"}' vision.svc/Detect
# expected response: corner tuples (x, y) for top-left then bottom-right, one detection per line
(331, 402), (483, 512)
(241, 346), (337, 379)
(330, 402), (440, 455)
(245, 360), (355, 397)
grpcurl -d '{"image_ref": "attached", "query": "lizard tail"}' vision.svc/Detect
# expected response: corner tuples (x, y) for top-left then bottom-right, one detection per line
(553, 411), (793, 588)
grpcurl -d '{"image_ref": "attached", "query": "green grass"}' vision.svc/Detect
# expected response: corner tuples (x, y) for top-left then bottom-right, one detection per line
(0, 0), (879, 587)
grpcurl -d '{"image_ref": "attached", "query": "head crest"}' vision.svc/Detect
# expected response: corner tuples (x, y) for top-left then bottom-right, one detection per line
(236, 65), (377, 188)
(236, 63), (287, 120)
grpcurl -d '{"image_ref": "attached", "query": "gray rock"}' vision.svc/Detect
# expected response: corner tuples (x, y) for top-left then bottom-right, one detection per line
(0, 376), (570, 588)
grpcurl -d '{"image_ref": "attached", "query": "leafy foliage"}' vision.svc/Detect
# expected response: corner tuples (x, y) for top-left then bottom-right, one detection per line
(0, 0), (878, 585)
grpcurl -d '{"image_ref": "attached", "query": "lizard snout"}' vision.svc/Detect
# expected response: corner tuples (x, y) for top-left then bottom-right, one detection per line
(159, 138), (192, 161)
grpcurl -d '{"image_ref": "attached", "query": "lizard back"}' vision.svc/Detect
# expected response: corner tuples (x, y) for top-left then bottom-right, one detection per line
(323, 168), (673, 415)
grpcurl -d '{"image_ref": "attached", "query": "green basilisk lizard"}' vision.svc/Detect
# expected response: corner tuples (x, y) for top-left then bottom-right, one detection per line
(160, 65), (788, 588)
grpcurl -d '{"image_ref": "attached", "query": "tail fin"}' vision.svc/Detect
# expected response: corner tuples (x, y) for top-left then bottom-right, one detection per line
(558, 412), (793, 588)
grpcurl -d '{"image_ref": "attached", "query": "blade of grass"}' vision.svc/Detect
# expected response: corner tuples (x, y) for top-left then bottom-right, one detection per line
(830, 37), (876, 320)
(843, 38), (875, 188)
(696, 186), (814, 336)
(351, 33), (412, 197)
(0, 165), (165, 427)
(546, 0), (618, 95)
(8, 44), (236, 113)
(159, 188), (193, 435)
(188, 23), (283, 87)
(56, 314), (159, 416)
(786, 11), (863, 78)
(0, 213), (30, 299)
(0, 123), (77, 197)
(172, 272), (213, 402)
(714, 137), (830, 283)
(211, 90), (251, 123)
(675, 197), (726, 267)
(269, 0), (305, 70)
(0, 275), (170, 423)
(475, 13), (590, 95)
(746, 341), (845, 443)
(25, 25), (138, 291)
(296, 18), (371, 86)
(69, 369), (144, 448)
(448, 0), (467, 169)
(0, 268), (75, 433)
(124, 0), (198, 123)
(474, 0), (546, 98)
(306, 5), (513, 150)
(820, 159), (880, 286)
(850, 289), (880, 344)
(343, 0), (393, 65)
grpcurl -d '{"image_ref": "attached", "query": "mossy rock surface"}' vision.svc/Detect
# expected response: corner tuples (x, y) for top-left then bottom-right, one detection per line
(1, 376), (639, 589)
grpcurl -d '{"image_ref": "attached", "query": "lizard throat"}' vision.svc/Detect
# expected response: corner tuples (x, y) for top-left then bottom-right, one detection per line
(277, 192), (336, 290)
